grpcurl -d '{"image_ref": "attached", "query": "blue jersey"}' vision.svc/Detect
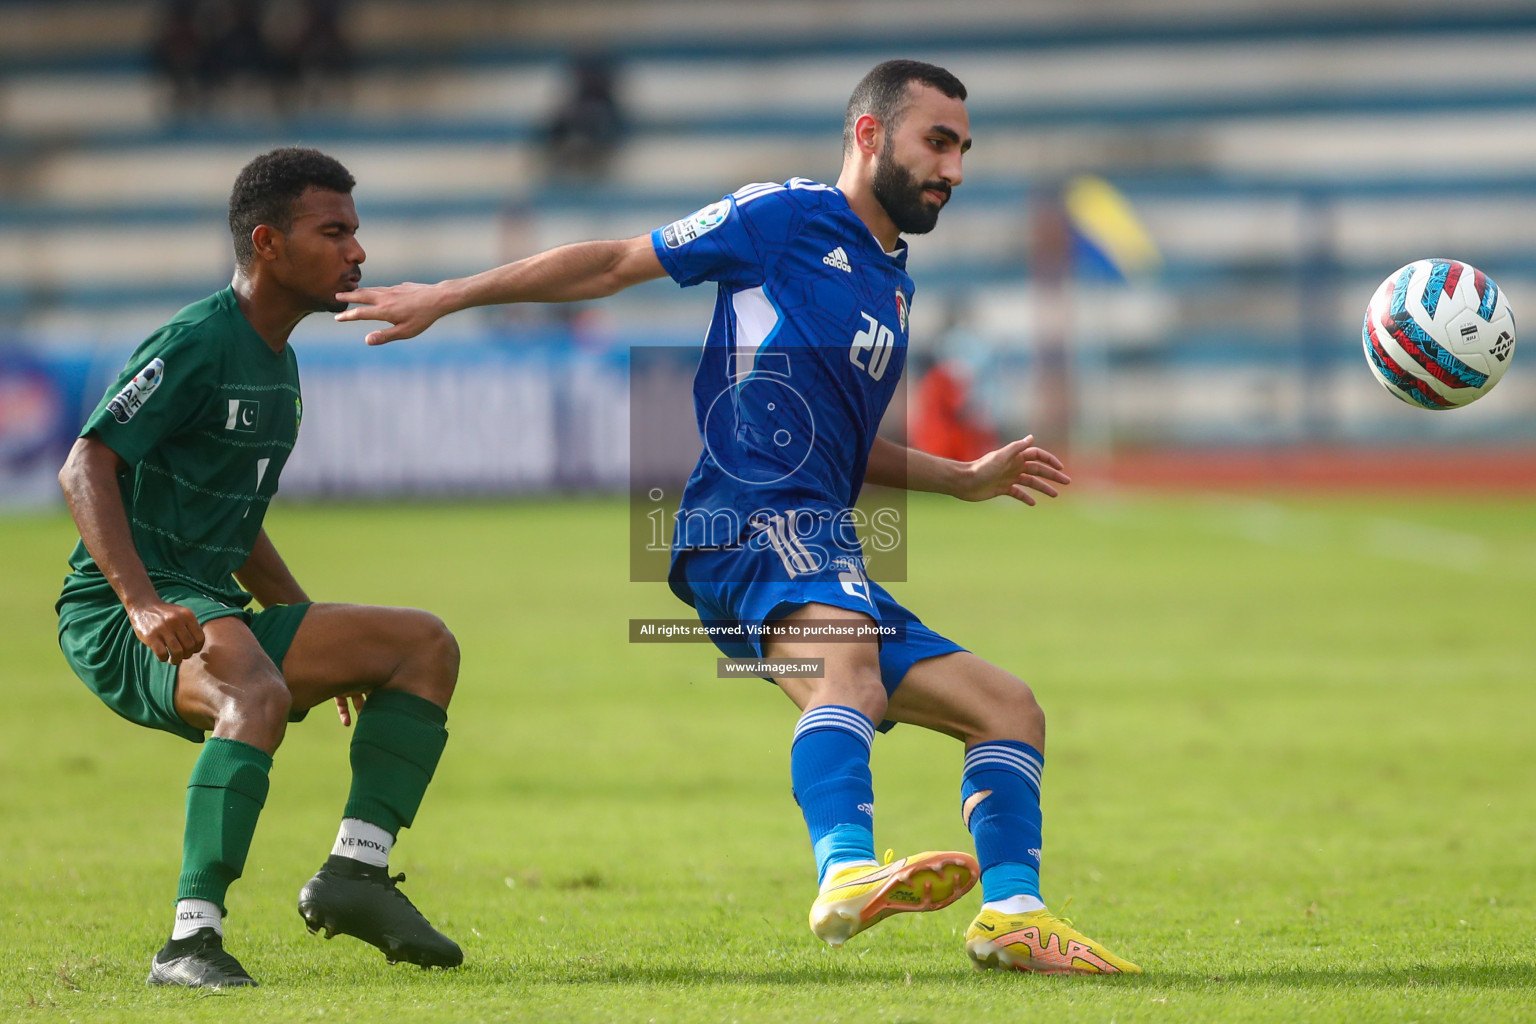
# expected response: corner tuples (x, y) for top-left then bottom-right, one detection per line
(651, 178), (914, 559)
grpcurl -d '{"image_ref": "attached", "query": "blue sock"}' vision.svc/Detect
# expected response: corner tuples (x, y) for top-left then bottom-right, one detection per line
(961, 740), (1044, 902)
(790, 705), (877, 884)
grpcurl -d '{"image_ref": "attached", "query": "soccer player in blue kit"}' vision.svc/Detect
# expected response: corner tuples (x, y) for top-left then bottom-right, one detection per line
(338, 60), (1139, 975)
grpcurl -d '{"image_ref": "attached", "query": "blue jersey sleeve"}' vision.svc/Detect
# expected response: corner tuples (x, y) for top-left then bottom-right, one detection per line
(650, 182), (805, 290)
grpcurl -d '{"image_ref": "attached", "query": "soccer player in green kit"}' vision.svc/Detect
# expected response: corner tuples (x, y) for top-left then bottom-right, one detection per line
(55, 148), (462, 988)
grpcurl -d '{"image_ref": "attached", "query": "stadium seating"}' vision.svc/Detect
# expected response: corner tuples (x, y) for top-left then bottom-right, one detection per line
(2, 0), (1533, 501)
(7, 2), (1536, 320)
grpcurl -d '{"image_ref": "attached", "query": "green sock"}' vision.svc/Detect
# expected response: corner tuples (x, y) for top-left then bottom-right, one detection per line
(176, 737), (273, 911)
(343, 690), (449, 836)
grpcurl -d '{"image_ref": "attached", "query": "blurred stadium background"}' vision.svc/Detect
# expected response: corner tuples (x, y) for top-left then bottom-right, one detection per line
(4, 0), (1536, 509)
(6, 8), (1536, 1017)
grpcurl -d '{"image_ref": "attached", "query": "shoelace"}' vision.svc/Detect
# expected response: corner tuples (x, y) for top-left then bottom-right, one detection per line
(383, 871), (426, 911)
(191, 936), (249, 978)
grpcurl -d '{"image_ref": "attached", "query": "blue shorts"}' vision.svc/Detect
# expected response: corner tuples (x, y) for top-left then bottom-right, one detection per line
(669, 516), (964, 701)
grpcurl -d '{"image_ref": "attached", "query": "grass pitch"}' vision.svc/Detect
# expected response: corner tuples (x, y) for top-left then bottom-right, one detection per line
(2, 491), (1534, 1023)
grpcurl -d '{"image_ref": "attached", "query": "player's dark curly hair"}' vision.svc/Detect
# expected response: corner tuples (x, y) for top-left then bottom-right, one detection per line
(842, 59), (967, 154)
(228, 147), (355, 266)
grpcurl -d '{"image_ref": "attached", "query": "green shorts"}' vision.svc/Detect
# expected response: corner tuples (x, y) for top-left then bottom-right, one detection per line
(57, 583), (311, 744)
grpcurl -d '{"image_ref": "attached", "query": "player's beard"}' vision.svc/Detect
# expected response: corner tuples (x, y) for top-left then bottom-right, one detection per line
(871, 137), (950, 236)
(323, 272), (361, 313)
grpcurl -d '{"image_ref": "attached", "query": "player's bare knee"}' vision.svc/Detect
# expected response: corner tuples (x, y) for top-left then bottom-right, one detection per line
(436, 617), (461, 674)
(1021, 686), (1046, 740)
(1000, 677), (1045, 745)
(405, 612), (459, 705)
(961, 672), (1044, 747)
(211, 671), (291, 748)
(813, 663), (888, 722)
(248, 674), (292, 727)
(859, 665), (889, 715)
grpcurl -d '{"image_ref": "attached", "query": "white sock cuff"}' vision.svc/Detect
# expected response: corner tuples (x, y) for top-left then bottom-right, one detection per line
(983, 895), (1047, 915)
(818, 858), (880, 893)
(963, 743), (1043, 792)
(332, 818), (394, 867)
(172, 898), (224, 940)
(792, 705), (876, 750)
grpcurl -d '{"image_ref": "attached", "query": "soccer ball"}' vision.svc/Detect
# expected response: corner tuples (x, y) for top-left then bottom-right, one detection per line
(1362, 258), (1515, 409)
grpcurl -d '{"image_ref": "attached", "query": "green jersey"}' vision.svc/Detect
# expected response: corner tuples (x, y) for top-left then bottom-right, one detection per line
(60, 287), (302, 609)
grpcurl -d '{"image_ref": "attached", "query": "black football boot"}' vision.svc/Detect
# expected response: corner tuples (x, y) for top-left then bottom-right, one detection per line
(297, 855), (463, 968)
(146, 928), (257, 988)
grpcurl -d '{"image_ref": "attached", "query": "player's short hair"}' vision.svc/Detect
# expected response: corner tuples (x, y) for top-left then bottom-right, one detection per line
(842, 59), (967, 154)
(228, 146), (355, 266)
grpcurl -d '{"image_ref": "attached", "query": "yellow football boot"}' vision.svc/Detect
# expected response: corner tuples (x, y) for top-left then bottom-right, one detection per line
(809, 849), (979, 947)
(966, 906), (1140, 974)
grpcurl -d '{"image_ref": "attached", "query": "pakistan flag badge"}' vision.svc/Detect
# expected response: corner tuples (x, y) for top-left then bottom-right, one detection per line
(225, 399), (260, 433)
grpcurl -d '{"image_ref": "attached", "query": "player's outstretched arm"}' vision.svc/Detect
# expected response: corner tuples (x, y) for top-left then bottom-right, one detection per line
(58, 436), (206, 663)
(865, 435), (1070, 506)
(335, 234), (666, 345)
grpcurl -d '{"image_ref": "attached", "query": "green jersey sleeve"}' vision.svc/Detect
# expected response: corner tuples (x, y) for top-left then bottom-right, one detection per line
(83, 327), (220, 467)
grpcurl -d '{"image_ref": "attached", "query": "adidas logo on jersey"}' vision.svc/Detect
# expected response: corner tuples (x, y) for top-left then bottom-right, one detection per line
(822, 247), (852, 272)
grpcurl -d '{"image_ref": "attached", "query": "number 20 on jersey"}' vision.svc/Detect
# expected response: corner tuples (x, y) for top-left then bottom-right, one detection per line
(850, 312), (895, 381)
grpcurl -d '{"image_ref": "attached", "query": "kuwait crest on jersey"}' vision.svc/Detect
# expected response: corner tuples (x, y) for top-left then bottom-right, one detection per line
(895, 290), (909, 335)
